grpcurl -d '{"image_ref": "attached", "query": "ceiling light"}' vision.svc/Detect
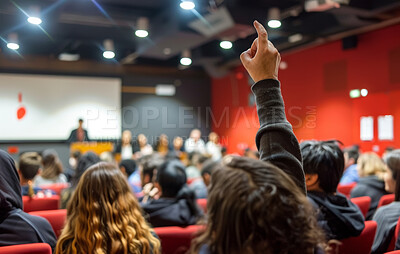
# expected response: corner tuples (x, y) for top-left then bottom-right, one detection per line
(163, 48), (172, 55)
(58, 53), (80, 61)
(180, 49), (192, 66)
(180, 0), (195, 10)
(7, 42), (19, 50)
(135, 17), (149, 38)
(361, 89), (368, 97)
(349, 89), (360, 98)
(268, 8), (281, 28)
(103, 39), (115, 59)
(27, 17), (42, 25)
(7, 33), (19, 50)
(220, 40), (232, 49)
(288, 33), (303, 43)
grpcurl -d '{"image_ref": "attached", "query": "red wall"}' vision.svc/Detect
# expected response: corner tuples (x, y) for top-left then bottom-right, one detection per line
(212, 24), (400, 154)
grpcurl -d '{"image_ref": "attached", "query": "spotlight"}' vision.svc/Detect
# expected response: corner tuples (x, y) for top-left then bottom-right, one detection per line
(103, 51), (115, 59)
(180, 50), (192, 66)
(7, 33), (19, 50)
(27, 17), (42, 25)
(27, 6), (42, 25)
(135, 17), (149, 38)
(180, 0), (195, 10)
(7, 42), (20, 50)
(103, 39), (115, 59)
(361, 89), (368, 97)
(268, 8), (281, 28)
(220, 40), (233, 49)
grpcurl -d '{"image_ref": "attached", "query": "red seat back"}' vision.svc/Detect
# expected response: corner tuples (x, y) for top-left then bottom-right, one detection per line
(154, 225), (204, 254)
(22, 195), (60, 212)
(385, 251), (400, 254)
(0, 243), (51, 254)
(378, 194), (395, 209)
(39, 183), (70, 196)
(337, 183), (357, 197)
(29, 209), (67, 238)
(351, 196), (371, 219)
(196, 199), (207, 213)
(337, 221), (377, 254)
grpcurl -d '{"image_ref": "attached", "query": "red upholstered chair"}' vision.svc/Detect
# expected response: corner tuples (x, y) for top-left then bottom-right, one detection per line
(0, 243), (51, 254)
(351, 196), (371, 219)
(196, 199), (207, 213)
(334, 220), (377, 254)
(337, 183), (357, 198)
(22, 195), (60, 212)
(377, 194), (395, 209)
(39, 183), (70, 196)
(386, 251), (400, 254)
(29, 209), (67, 238)
(154, 225), (205, 254)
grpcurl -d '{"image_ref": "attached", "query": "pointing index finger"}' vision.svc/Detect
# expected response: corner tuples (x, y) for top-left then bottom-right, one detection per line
(253, 20), (268, 49)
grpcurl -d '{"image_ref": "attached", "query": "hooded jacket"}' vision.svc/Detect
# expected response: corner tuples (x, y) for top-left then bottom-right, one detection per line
(308, 191), (365, 240)
(350, 175), (388, 220)
(0, 150), (56, 250)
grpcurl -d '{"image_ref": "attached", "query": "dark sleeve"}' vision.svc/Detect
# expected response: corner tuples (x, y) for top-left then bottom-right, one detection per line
(252, 79), (306, 193)
(84, 130), (90, 141)
(67, 129), (76, 143)
(396, 233), (400, 250)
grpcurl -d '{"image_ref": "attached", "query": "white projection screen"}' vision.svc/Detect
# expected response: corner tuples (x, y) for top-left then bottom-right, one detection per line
(0, 73), (121, 141)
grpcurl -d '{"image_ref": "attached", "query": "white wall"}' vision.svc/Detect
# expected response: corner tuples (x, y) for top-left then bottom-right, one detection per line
(0, 74), (121, 140)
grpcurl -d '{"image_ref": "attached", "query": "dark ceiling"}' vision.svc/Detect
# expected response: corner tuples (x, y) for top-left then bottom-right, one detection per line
(0, 0), (399, 76)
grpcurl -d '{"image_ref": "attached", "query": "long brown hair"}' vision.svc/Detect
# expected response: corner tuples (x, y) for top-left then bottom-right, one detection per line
(56, 162), (160, 254)
(191, 156), (325, 254)
(40, 150), (63, 180)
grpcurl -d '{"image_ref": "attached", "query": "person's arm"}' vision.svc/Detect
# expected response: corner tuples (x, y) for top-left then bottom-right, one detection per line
(240, 21), (305, 193)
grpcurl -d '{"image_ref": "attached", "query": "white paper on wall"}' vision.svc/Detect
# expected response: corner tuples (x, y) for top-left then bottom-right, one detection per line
(360, 116), (374, 141)
(378, 115), (394, 140)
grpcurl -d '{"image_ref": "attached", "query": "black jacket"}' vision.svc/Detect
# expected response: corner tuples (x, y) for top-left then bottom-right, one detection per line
(0, 150), (57, 251)
(350, 175), (388, 220)
(67, 128), (90, 143)
(308, 191), (365, 240)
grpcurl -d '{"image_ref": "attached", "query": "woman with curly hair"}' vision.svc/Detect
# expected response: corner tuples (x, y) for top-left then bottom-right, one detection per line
(55, 162), (160, 254)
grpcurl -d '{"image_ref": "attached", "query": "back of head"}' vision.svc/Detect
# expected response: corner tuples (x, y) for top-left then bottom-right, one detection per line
(71, 152), (100, 188)
(41, 149), (63, 179)
(344, 146), (360, 164)
(57, 162), (159, 254)
(384, 150), (400, 201)
(301, 140), (344, 194)
(192, 156), (323, 254)
(0, 150), (22, 213)
(358, 152), (386, 178)
(139, 153), (165, 185)
(157, 160), (187, 198)
(19, 152), (42, 180)
(119, 159), (137, 176)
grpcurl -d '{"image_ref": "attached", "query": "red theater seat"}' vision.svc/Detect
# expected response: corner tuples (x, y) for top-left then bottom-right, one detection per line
(196, 199), (207, 213)
(386, 251), (400, 254)
(335, 220), (377, 254)
(29, 209), (67, 238)
(351, 196), (371, 219)
(337, 183), (357, 197)
(0, 243), (51, 254)
(154, 225), (205, 254)
(39, 183), (70, 196)
(22, 195), (60, 212)
(377, 194), (395, 209)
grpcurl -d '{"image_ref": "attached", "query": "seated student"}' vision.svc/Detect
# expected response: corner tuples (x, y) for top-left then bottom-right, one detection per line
(33, 149), (67, 186)
(191, 21), (325, 254)
(141, 160), (203, 227)
(18, 152), (44, 197)
(301, 140), (365, 240)
(339, 145), (360, 184)
(351, 152), (388, 219)
(137, 153), (165, 200)
(0, 150), (56, 250)
(119, 159), (142, 194)
(188, 159), (220, 199)
(372, 150), (400, 254)
(55, 162), (160, 254)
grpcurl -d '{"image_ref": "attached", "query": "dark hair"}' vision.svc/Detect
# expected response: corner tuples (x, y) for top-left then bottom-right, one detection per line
(201, 160), (220, 177)
(191, 156), (324, 254)
(344, 145), (359, 164)
(300, 140), (344, 194)
(139, 153), (165, 185)
(119, 159), (137, 176)
(384, 150), (400, 201)
(19, 152), (42, 180)
(157, 160), (187, 198)
(71, 152), (101, 188)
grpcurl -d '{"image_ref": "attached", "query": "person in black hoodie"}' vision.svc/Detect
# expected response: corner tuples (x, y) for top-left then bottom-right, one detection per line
(301, 140), (365, 240)
(141, 160), (203, 227)
(0, 150), (56, 250)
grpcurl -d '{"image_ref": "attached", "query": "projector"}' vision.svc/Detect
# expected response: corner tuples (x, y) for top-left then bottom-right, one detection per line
(305, 0), (350, 12)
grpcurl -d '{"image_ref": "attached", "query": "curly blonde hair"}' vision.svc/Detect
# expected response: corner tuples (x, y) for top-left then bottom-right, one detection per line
(56, 162), (160, 254)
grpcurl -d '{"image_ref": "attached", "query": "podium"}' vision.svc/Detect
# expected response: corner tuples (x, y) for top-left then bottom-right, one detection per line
(70, 142), (114, 155)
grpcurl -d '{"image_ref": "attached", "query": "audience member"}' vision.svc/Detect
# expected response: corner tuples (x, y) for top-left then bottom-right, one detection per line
(114, 130), (138, 160)
(138, 153), (165, 200)
(185, 153), (209, 179)
(191, 21), (324, 254)
(184, 129), (206, 154)
(339, 145), (360, 184)
(141, 160), (203, 227)
(137, 133), (154, 158)
(382, 146), (395, 160)
(154, 133), (170, 156)
(206, 132), (222, 161)
(350, 152), (388, 219)
(243, 147), (260, 159)
(119, 159), (142, 195)
(18, 152), (44, 197)
(301, 140), (365, 240)
(0, 150), (57, 250)
(33, 149), (67, 186)
(201, 160), (220, 187)
(64, 150), (81, 182)
(372, 150), (400, 253)
(55, 162), (160, 254)
(67, 118), (90, 143)
(188, 159), (220, 199)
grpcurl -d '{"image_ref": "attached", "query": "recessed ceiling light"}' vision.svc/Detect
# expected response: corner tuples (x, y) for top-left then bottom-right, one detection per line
(361, 89), (368, 97)
(180, 57), (192, 66)
(7, 42), (19, 50)
(220, 41), (233, 49)
(58, 53), (80, 61)
(103, 51), (115, 59)
(180, 0), (195, 10)
(135, 29), (148, 38)
(268, 20), (281, 28)
(27, 17), (42, 25)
